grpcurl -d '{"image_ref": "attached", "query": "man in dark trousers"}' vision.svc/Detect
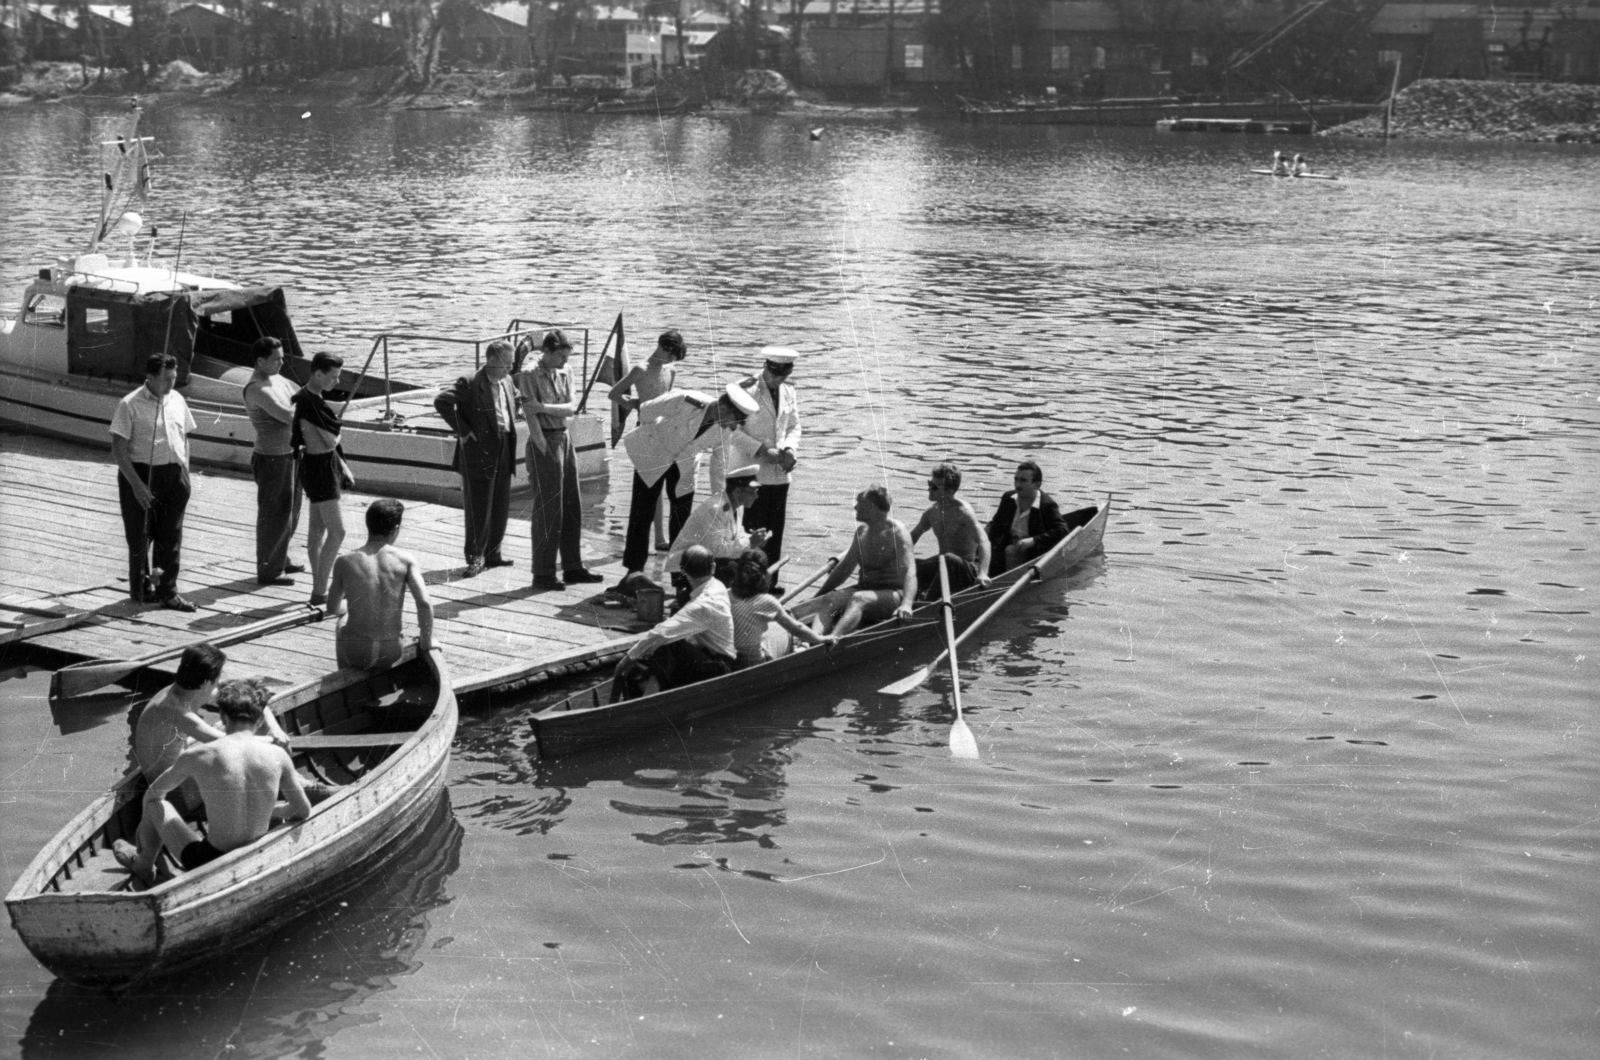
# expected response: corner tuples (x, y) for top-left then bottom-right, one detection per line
(242, 337), (304, 586)
(110, 353), (198, 611)
(985, 460), (1087, 575)
(719, 346), (802, 591)
(434, 340), (519, 577)
(516, 329), (603, 591)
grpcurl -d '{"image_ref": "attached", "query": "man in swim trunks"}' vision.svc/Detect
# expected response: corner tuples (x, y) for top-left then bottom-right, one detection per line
(325, 499), (435, 670)
(115, 678), (311, 884)
(909, 462), (991, 600)
(813, 485), (917, 637)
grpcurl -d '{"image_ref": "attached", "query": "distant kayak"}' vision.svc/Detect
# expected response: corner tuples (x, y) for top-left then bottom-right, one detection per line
(1250, 168), (1339, 180)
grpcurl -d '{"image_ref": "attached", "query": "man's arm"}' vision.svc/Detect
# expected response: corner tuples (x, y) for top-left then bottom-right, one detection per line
(325, 555), (347, 618)
(145, 754), (197, 808)
(110, 434), (152, 508)
(963, 503), (993, 583)
(171, 706), (226, 745)
(275, 750), (313, 823)
(246, 380), (295, 425)
(522, 373), (577, 420)
(909, 508), (932, 547)
(777, 387), (800, 469)
(607, 366), (644, 404)
(1034, 496), (1070, 552)
(433, 380), (467, 436)
(257, 705), (291, 748)
(405, 554), (435, 652)
(895, 524), (917, 620)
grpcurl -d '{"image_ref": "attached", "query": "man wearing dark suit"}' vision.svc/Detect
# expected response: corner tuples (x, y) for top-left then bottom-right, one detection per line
(434, 340), (519, 577)
(985, 460), (1081, 575)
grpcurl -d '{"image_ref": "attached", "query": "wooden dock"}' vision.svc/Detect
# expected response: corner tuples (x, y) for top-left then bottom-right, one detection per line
(0, 432), (647, 697)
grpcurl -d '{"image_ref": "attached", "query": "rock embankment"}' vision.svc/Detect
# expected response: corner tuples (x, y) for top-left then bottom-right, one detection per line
(1325, 78), (1600, 142)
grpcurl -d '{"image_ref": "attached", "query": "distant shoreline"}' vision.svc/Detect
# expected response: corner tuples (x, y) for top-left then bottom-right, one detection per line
(1324, 78), (1600, 143)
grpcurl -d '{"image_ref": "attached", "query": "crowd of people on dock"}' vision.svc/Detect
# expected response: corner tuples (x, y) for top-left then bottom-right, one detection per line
(102, 330), (1092, 880)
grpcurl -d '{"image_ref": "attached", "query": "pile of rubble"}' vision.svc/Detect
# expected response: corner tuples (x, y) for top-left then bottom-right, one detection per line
(1325, 78), (1600, 142)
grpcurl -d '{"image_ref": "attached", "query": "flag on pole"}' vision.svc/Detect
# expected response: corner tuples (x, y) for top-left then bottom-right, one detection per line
(606, 313), (632, 446)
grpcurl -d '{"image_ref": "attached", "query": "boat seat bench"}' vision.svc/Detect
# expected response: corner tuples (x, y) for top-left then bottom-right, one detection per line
(289, 732), (413, 750)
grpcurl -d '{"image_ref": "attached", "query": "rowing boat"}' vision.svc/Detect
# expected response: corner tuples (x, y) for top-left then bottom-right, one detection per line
(5, 646), (456, 989)
(523, 496), (1111, 757)
(1249, 168), (1339, 180)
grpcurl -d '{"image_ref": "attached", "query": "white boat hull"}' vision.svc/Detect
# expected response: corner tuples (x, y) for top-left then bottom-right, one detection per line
(0, 362), (609, 504)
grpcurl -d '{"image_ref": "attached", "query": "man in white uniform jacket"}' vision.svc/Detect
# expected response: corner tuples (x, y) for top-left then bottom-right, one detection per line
(713, 346), (801, 590)
(619, 383), (758, 590)
(664, 464), (768, 597)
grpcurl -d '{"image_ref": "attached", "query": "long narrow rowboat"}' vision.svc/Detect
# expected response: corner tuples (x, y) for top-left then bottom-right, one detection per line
(5, 646), (457, 989)
(526, 496), (1111, 758)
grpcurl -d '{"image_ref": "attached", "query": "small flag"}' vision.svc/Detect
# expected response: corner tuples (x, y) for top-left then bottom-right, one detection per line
(608, 312), (631, 446)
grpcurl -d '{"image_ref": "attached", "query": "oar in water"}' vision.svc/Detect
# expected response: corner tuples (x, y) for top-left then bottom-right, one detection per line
(50, 604), (325, 699)
(937, 556), (980, 760)
(878, 563), (1045, 697)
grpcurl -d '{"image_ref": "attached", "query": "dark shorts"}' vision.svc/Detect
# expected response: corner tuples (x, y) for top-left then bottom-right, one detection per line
(301, 451), (342, 503)
(178, 837), (224, 871)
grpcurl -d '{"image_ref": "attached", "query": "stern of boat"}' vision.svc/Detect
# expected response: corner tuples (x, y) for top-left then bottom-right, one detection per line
(6, 892), (160, 988)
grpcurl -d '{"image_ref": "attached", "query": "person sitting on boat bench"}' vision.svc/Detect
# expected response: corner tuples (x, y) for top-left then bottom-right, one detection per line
(1271, 150), (1292, 177)
(325, 498), (435, 670)
(664, 464), (769, 603)
(985, 461), (1096, 575)
(611, 545), (737, 702)
(115, 677), (311, 885)
(1291, 153), (1310, 177)
(728, 548), (835, 668)
(813, 485), (917, 637)
(910, 462), (991, 600)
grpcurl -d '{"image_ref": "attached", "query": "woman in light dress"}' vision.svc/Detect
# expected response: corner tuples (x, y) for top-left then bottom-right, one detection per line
(609, 329), (689, 550)
(726, 549), (835, 669)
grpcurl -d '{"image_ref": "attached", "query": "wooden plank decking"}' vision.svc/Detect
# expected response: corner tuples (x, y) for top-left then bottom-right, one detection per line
(0, 432), (647, 695)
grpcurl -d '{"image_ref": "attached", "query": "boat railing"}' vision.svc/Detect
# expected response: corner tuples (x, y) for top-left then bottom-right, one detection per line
(344, 326), (560, 421)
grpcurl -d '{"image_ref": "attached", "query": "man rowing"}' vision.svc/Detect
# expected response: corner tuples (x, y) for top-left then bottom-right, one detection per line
(611, 545), (737, 701)
(909, 461), (991, 599)
(813, 485), (917, 637)
(115, 676), (311, 885)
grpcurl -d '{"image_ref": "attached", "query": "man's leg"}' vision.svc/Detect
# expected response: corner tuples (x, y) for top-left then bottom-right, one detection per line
(665, 464), (694, 542)
(743, 482), (788, 566)
(483, 436), (513, 564)
(148, 465), (191, 601)
(461, 471), (489, 564)
(557, 433), (588, 575)
(832, 589), (903, 638)
(622, 472), (666, 572)
(528, 440), (562, 579)
(254, 453), (296, 580)
(114, 799), (201, 884)
(117, 465), (152, 601)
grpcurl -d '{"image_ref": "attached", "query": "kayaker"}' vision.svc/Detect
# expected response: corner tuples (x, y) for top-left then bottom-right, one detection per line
(1271, 150), (1292, 176)
(325, 499), (435, 670)
(727, 548), (835, 668)
(1292, 153), (1310, 177)
(611, 545), (737, 701)
(909, 462), (991, 600)
(813, 485), (917, 636)
(664, 463), (769, 601)
(114, 678), (312, 885)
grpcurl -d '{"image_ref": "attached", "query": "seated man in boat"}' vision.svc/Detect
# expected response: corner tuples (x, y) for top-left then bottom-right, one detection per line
(115, 678), (312, 885)
(325, 498), (435, 670)
(985, 461), (1099, 575)
(610, 545), (737, 702)
(664, 464), (769, 602)
(812, 485), (917, 637)
(1291, 153), (1310, 177)
(909, 462), (991, 600)
(1271, 150), (1292, 176)
(727, 548), (835, 668)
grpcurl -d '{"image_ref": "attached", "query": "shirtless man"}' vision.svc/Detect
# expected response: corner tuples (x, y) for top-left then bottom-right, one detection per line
(909, 462), (991, 600)
(813, 485), (917, 637)
(115, 678), (311, 884)
(325, 498), (435, 669)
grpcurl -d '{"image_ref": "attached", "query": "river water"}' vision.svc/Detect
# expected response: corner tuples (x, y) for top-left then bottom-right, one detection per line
(0, 102), (1595, 1059)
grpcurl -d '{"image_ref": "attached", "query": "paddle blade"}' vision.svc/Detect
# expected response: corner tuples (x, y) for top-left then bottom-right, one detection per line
(51, 660), (139, 700)
(950, 717), (979, 759)
(878, 664), (932, 697)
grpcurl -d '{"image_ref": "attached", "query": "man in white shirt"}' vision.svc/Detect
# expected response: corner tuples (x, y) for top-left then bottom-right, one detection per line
(664, 464), (769, 591)
(617, 384), (758, 592)
(242, 337), (304, 587)
(111, 353), (199, 611)
(611, 546), (737, 701)
(719, 346), (802, 590)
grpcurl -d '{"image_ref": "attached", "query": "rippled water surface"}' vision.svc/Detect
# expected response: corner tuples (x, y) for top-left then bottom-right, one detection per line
(1, 103), (1596, 1059)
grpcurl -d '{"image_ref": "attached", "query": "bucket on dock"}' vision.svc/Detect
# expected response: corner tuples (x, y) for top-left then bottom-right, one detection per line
(634, 586), (665, 625)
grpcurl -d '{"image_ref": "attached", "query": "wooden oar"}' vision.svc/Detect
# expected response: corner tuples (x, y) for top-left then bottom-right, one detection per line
(938, 557), (980, 760)
(775, 553), (841, 602)
(878, 563), (1044, 697)
(50, 605), (325, 700)
(0, 609), (97, 649)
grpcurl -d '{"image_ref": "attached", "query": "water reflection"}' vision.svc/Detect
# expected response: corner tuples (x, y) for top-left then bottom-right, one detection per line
(21, 792), (462, 1059)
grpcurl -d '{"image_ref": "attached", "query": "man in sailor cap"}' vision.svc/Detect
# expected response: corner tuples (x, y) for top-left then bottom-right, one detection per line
(664, 463), (768, 600)
(712, 346), (802, 590)
(618, 382), (758, 594)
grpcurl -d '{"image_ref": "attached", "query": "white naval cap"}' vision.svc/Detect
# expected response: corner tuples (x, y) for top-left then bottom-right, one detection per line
(723, 382), (759, 415)
(760, 346), (799, 364)
(725, 464), (761, 481)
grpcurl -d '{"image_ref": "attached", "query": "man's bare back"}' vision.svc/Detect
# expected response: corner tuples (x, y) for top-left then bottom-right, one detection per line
(155, 732), (307, 852)
(133, 683), (224, 781)
(328, 542), (430, 669)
